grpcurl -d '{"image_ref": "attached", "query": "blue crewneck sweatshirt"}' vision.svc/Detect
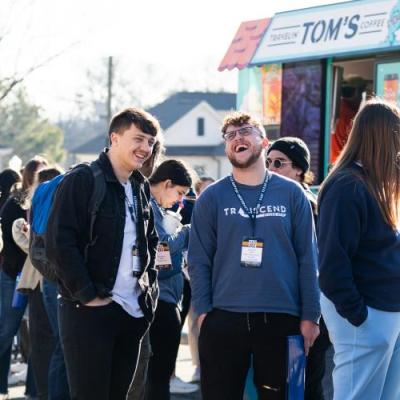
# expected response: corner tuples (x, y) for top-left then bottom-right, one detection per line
(318, 165), (400, 326)
(188, 173), (320, 322)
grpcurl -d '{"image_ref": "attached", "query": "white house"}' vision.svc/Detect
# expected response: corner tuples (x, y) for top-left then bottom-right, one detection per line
(71, 91), (236, 179)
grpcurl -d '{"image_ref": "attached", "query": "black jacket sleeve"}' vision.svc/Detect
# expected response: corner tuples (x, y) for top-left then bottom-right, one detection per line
(0, 198), (27, 279)
(46, 168), (97, 304)
(143, 180), (158, 285)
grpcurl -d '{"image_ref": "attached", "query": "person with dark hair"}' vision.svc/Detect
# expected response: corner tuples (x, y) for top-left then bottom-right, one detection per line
(139, 138), (165, 178)
(13, 175), (55, 400)
(319, 99), (400, 399)
(267, 137), (332, 400)
(46, 107), (160, 400)
(145, 159), (194, 400)
(188, 111), (319, 400)
(0, 156), (48, 400)
(0, 169), (21, 212)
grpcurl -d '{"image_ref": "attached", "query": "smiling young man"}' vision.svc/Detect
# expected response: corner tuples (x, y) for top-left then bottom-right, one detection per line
(188, 112), (320, 400)
(46, 108), (160, 400)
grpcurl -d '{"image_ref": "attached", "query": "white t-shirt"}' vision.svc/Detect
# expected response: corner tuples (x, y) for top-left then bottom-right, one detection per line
(111, 182), (143, 317)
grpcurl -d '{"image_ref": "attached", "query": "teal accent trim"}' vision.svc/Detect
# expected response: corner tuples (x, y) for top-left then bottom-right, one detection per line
(324, 58), (333, 179)
(251, 46), (400, 66)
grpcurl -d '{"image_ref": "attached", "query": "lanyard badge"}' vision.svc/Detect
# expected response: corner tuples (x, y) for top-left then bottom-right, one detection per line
(241, 237), (264, 268)
(229, 173), (269, 269)
(155, 242), (172, 270)
(132, 244), (141, 273)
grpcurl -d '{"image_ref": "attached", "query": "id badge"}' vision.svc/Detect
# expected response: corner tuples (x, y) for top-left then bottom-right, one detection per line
(155, 242), (172, 270)
(132, 246), (141, 271)
(241, 237), (264, 268)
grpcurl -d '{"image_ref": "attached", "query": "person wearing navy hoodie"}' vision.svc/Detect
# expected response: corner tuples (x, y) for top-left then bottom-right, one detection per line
(318, 99), (400, 400)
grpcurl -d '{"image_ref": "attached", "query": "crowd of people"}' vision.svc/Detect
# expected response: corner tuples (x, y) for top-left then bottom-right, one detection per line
(0, 98), (399, 400)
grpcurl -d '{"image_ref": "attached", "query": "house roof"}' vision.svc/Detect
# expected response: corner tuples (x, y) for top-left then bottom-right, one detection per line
(148, 91), (235, 130)
(218, 19), (271, 71)
(72, 92), (235, 154)
(165, 144), (225, 157)
(72, 134), (107, 154)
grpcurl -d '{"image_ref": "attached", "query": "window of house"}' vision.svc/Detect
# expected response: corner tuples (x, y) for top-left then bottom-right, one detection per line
(197, 118), (205, 136)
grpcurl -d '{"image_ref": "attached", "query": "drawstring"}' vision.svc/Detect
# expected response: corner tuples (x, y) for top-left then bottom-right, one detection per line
(247, 312), (267, 331)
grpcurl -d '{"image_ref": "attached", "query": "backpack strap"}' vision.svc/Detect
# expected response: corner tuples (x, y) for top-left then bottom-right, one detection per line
(84, 160), (106, 262)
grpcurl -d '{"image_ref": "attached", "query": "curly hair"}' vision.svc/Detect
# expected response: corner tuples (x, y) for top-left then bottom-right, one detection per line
(221, 111), (266, 137)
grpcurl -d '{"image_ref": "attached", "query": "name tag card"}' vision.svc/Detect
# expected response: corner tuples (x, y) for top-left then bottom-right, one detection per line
(132, 245), (141, 271)
(241, 237), (264, 268)
(155, 242), (172, 270)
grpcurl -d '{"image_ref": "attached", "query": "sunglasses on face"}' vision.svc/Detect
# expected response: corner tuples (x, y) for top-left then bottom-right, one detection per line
(266, 158), (293, 169)
(222, 126), (260, 142)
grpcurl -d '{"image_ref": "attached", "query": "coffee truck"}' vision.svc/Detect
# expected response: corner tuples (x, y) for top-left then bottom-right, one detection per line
(219, 0), (400, 184)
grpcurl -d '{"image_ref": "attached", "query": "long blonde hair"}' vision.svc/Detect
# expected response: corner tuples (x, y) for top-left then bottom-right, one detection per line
(320, 98), (400, 230)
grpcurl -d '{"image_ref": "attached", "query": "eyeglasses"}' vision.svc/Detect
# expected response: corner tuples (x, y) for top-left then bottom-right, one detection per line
(266, 158), (293, 169)
(222, 126), (260, 142)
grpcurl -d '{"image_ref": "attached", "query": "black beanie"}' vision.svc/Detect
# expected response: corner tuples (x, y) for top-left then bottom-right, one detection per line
(267, 137), (310, 173)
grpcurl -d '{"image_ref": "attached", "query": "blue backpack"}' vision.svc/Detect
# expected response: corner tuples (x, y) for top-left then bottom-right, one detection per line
(29, 161), (106, 281)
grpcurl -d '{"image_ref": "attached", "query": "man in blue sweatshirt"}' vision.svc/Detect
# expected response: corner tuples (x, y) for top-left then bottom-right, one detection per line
(188, 111), (320, 400)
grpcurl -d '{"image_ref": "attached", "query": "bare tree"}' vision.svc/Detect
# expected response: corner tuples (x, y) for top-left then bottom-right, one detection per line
(0, 0), (79, 102)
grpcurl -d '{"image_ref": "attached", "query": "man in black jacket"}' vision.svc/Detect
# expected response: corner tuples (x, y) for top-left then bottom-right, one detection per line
(46, 108), (160, 400)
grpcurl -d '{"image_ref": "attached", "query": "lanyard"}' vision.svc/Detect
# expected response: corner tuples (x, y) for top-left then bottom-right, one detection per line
(229, 172), (269, 235)
(125, 194), (137, 224)
(125, 192), (140, 263)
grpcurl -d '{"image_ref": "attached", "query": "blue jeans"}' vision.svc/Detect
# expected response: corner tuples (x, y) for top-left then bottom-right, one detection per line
(322, 294), (400, 400)
(42, 279), (70, 400)
(0, 270), (35, 395)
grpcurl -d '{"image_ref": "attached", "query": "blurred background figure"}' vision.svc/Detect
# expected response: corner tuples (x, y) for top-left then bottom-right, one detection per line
(184, 176), (216, 385)
(330, 76), (367, 164)
(0, 156), (48, 400)
(267, 137), (333, 400)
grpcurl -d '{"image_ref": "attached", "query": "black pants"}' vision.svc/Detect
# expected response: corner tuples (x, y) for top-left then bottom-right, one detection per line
(180, 277), (191, 327)
(28, 287), (55, 400)
(127, 331), (151, 400)
(59, 299), (148, 400)
(305, 318), (332, 400)
(145, 300), (181, 400)
(199, 309), (301, 400)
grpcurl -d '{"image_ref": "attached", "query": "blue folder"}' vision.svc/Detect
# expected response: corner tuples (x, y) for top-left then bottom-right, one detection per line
(287, 335), (306, 400)
(244, 335), (306, 400)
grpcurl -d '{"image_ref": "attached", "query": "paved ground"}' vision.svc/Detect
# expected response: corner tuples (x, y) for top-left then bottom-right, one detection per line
(7, 338), (334, 400)
(8, 341), (201, 400)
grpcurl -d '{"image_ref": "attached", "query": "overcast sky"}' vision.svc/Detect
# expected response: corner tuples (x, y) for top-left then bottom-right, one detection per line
(1, 0), (348, 120)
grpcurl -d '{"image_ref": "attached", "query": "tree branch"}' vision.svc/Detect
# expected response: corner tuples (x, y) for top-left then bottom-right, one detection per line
(0, 40), (79, 103)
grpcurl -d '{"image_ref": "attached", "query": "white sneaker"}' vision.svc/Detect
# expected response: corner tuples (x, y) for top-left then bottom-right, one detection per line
(169, 376), (199, 394)
(188, 366), (201, 382)
(8, 368), (27, 385)
(10, 362), (27, 374)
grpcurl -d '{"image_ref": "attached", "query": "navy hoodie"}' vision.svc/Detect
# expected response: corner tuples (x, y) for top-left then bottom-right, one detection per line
(318, 164), (400, 326)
